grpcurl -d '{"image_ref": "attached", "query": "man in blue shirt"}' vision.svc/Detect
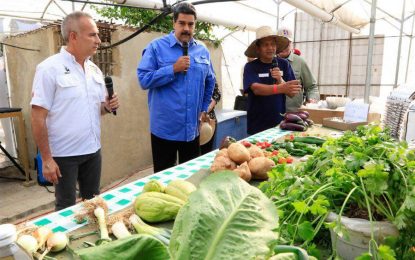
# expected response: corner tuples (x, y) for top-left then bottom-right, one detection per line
(137, 2), (215, 172)
(243, 26), (301, 135)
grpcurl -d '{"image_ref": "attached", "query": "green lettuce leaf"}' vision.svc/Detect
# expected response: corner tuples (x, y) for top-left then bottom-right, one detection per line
(169, 171), (278, 260)
(76, 234), (170, 260)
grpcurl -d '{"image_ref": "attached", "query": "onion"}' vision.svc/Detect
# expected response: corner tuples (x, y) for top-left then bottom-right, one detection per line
(47, 232), (68, 252)
(94, 206), (111, 243)
(33, 226), (52, 251)
(17, 234), (38, 254)
(111, 221), (131, 239)
(37, 231), (68, 260)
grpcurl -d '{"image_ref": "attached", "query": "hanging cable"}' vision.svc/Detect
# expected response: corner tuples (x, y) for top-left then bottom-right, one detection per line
(192, 0), (241, 4)
(43, 185), (55, 193)
(99, 8), (172, 50)
(61, 0), (160, 10)
(329, 0), (353, 13)
(0, 42), (40, 52)
(61, 0), (243, 50)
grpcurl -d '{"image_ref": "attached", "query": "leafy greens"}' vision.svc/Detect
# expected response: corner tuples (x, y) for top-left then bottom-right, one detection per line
(260, 124), (415, 259)
(169, 171), (279, 260)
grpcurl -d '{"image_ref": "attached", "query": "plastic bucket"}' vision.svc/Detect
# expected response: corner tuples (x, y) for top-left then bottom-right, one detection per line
(326, 212), (398, 260)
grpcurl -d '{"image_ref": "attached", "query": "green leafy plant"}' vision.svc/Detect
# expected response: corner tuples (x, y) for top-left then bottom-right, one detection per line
(169, 171), (279, 259)
(75, 234), (170, 260)
(93, 6), (222, 47)
(260, 124), (415, 259)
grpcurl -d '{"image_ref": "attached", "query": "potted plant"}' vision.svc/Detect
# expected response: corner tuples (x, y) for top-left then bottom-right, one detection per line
(260, 124), (415, 259)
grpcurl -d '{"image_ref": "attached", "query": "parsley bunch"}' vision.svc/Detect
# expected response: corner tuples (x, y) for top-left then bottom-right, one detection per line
(260, 124), (415, 259)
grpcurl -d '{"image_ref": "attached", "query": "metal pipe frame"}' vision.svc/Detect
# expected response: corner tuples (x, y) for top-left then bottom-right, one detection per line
(364, 0), (377, 103)
(345, 32), (353, 96)
(317, 22), (324, 89)
(363, 0), (401, 23)
(405, 15), (415, 81)
(394, 0), (406, 88)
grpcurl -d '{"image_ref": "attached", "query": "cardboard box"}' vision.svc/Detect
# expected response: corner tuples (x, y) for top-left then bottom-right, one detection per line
(299, 108), (344, 124)
(299, 108), (381, 124)
(322, 117), (367, 131)
(367, 113), (381, 123)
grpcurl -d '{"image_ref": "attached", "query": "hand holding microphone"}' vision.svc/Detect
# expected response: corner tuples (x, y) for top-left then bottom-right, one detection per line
(173, 42), (190, 74)
(270, 57), (283, 84)
(104, 76), (119, 115)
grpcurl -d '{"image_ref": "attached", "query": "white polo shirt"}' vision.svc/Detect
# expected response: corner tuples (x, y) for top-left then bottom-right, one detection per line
(31, 47), (106, 157)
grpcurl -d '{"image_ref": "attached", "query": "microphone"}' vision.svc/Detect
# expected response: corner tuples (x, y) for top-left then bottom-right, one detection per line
(104, 76), (116, 115)
(272, 57), (279, 84)
(183, 41), (188, 75)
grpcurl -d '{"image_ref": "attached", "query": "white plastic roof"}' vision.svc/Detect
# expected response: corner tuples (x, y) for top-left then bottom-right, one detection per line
(0, 0), (100, 23)
(0, 0), (414, 34)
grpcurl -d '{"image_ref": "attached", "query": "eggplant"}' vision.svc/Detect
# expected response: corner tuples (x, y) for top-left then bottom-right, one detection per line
(285, 111), (309, 120)
(305, 118), (314, 126)
(300, 110), (310, 118)
(284, 113), (303, 123)
(297, 112), (310, 120)
(279, 120), (306, 131)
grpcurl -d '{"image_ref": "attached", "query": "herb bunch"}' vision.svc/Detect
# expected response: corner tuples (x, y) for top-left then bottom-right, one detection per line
(260, 124), (415, 259)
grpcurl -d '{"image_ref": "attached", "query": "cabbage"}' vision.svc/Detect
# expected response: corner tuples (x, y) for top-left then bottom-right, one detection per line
(169, 171), (278, 260)
(76, 234), (170, 260)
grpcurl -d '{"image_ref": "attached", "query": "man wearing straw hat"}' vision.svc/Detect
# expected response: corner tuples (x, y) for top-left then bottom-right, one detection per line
(243, 26), (301, 135)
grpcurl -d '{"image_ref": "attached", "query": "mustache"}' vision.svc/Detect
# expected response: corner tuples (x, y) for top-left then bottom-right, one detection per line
(181, 32), (191, 36)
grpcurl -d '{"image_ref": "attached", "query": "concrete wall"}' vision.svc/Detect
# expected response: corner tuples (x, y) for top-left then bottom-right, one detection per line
(4, 25), (222, 186)
(4, 26), (59, 171)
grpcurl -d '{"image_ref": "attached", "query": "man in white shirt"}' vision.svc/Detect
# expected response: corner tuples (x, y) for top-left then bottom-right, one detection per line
(31, 11), (119, 210)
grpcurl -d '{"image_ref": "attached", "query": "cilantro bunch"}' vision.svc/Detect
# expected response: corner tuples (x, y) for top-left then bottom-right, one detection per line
(260, 124), (415, 259)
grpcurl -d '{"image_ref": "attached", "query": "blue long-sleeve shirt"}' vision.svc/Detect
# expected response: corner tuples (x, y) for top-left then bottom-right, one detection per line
(137, 32), (215, 142)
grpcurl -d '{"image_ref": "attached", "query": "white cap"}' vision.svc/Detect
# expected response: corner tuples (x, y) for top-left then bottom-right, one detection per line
(277, 27), (293, 42)
(0, 224), (17, 247)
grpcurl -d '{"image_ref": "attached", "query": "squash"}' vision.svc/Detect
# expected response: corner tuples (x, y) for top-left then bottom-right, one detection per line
(134, 192), (184, 223)
(165, 180), (197, 201)
(142, 180), (165, 193)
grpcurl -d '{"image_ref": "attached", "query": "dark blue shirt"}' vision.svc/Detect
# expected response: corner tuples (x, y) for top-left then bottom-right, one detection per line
(137, 32), (215, 141)
(243, 58), (296, 135)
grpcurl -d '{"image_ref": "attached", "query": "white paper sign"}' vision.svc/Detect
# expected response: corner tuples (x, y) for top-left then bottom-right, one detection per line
(343, 102), (369, 122)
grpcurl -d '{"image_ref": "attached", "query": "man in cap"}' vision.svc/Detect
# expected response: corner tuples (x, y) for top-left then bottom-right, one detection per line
(243, 26), (301, 135)
(277, 27), (319, 112)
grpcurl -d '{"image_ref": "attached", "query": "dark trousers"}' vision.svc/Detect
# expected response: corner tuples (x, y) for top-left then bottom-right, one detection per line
(151, 134), (200, 173)
(200, 121), (217, 155)
(54, 150), (101, 211)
